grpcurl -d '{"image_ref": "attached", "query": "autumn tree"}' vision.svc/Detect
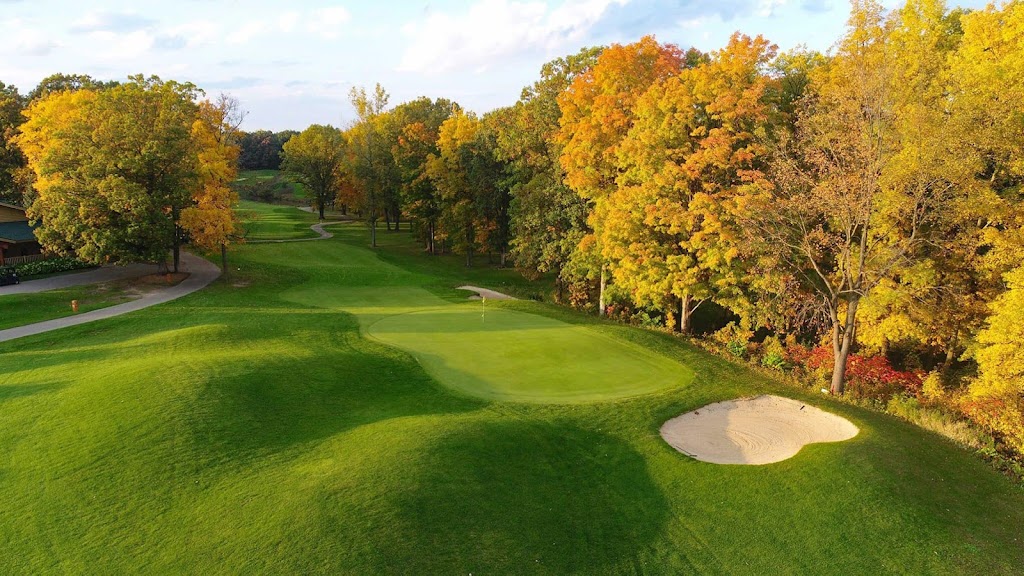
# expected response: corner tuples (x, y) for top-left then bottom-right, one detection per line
(18, 76), (206, 272)
(345, 84), (396, 246)
(281, 124), (346, 220)
(426, 109), (506, 266)
(389, 96), (457, 251)
(493, 47), (601, 297)
(750, 0), (973, 394)
(181, 95), (245, 272)
(966, 265), (1024, 454)
(557, 36), (686, 313)
(609, 33), (776, 333)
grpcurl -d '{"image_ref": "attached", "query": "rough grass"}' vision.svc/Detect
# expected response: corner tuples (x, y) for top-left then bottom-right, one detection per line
(0, 279), (152, 331)
(1, 205), (1022, 574)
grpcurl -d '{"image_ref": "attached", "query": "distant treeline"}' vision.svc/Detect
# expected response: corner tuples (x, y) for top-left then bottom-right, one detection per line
(237, 130), (298, 171)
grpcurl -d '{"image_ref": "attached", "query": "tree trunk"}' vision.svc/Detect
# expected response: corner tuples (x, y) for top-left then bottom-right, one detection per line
(173, 229), (181, 274)
(830, 297), (860, 395)
(598, 264), (607, 316)
(675, 293), (693, 334)
(371, 219), (377, 248)
(429, 222), (435, 255)
(220, 244), (228, 275)
(385, 210), (391, 231)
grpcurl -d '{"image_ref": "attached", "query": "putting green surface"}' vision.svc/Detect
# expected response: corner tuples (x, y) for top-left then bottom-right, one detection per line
(367, 305), (691, 402)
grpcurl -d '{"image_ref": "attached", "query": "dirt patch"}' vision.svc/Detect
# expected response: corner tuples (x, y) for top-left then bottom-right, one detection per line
(660, 395), (858, 465)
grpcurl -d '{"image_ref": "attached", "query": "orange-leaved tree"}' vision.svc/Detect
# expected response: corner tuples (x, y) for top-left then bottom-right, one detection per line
(556, 35), (687, 314)
(608, 33), (776, 333)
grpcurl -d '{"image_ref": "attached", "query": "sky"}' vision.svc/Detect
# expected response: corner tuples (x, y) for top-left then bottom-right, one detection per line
(0, 0), (991, 131)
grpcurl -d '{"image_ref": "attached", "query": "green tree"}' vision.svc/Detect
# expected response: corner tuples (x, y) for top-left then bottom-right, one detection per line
(0, 81), (26, 205)
(492, 47), (601, 297)
(18, 75), (207, 271)
(281, 125), (346, 220)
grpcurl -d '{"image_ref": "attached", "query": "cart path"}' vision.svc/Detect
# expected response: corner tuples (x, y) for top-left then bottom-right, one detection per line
(0, 251), (221, 344)
(1, 261), (156, 295)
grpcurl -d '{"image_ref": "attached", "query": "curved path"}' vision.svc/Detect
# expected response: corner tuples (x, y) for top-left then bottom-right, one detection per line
(1, 262), (157, 295)
(457, 285), (516, 301)
(248, 221), (342, 244)
(0, 251), (221, 344)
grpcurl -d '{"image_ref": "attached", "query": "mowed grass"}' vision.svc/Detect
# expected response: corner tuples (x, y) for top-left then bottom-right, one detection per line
(367, 305), (692, 402)
(0, 280), (143, 331)
(1, 204), (1022, 574)
(237, 200), (320, 240)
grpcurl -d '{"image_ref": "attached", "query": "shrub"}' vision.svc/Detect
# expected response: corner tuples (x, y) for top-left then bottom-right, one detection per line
(712, 322), (751, 359)
(759, 336), (788, 370)
(844, 354), (924, 401)
(15, 257), (92, 278)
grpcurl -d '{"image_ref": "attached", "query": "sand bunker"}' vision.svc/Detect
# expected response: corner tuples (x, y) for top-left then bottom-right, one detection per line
(660, 395), (858, 465)
(457, 285), (516, 301)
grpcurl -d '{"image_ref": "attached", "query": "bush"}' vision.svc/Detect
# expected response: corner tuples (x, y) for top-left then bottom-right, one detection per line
(712, 322), (751, 359)
(759, 336), (788, 370)
(15, 257), (92, 278)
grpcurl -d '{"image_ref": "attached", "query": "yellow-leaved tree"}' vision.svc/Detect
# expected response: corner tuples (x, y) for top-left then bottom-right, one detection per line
(180, 96), (244, 273)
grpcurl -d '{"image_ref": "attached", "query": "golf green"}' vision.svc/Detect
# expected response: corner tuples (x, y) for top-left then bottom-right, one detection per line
(366, 304), (693, 403)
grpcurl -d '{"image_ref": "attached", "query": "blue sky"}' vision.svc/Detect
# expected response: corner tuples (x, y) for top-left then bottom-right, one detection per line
(0, 0), (990, 131)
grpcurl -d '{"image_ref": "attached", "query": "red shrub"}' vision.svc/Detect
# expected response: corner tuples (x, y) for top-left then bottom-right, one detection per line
(787, 345), (923, 400)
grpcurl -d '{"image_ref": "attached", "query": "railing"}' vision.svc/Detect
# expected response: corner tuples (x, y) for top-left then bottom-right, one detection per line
(2, 253), (48, 266)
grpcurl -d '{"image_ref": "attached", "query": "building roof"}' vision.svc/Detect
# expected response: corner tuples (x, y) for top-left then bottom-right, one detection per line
(0, 201), (26, 212)
(0, 220), (38, 243)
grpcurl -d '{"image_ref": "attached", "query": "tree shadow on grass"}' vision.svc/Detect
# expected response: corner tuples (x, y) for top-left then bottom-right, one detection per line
(372, 419), (669, 574)
(0, 382), (64, 405)
(177, 311), (486, 467)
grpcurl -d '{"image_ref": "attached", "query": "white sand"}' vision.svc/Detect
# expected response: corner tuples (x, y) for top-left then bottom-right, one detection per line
(457, 285), (516, 301)
(660, 395), (858, 465)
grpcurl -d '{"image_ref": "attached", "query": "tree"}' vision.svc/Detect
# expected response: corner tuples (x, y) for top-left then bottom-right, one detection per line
(281, 125), (346, 220)
(345, 84), (396, 247)
(238, 130), (297, 170)
(609, 33), (776, 333)
(181, 95), (245, 272)
(750, 0), (971, 394)
(493, 48), (601, 297)
(390, 97), (457, 253)
(18, 75), (204, 272)
(557, 36), (686, 314)
(426, 109), (506, 267)
(0, 81), (26, 205)
(28, 73), (117, 101)
(967, 265), (1024, 454)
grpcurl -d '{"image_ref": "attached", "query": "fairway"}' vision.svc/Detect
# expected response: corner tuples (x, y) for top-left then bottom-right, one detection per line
(1, 208), (1022, 574)
(367, 305), (692, 402)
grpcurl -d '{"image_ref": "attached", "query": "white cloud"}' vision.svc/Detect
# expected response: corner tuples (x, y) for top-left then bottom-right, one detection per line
(397, 0), (630, 75)
(279, 11), (300, 33)
(167, 20), (220, 48)
(90, 30), (156, 59)
(307, 6), (351, 39)
(757, 0), (788, 17)
(227, 20), (266, 45)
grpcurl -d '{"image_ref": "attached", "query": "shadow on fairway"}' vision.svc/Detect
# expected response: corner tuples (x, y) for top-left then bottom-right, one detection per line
(378, 419), (669, 573)
(0, 382), (65, 404)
